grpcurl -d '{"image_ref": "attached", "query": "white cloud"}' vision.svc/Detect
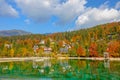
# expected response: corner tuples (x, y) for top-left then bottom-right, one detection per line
(15, 0), (58, 22)
(0, 0), (18, 17)
(15, 0), (86, 24)
(115, 1), (120, 9)
(14, 0), (120, 29)
(24, 19), (30, 24)
(54, 0), (86, 24)
(75, 8), (120, 29)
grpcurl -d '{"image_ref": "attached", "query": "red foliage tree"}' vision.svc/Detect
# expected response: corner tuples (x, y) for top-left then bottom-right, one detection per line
(77, 45), (86, 57)
(107, 41), (120, 57)
(89, 42), (98, 57)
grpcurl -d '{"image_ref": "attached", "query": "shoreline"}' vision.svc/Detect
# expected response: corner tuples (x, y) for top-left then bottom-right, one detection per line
(0, 57), (120, 62)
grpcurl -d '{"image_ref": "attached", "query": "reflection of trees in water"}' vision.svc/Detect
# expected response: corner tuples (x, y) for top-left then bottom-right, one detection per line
(0, 60), (120, 79)
(104, 59), (110, 68)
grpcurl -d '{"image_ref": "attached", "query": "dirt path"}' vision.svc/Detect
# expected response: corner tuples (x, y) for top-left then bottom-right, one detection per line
(0, 57), (120, 62)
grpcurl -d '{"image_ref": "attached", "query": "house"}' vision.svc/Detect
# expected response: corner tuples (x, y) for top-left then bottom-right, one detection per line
(104, 52), (109, 59)
(4, 44), (12, 49)
(59, 48), (68, 53)
(39, 40), (45, 45)
(62, 41), (67, 47)
(44, 47), (52, 54)
(33, 45), (39, 53)
(59, 43), (71, 53)
(64, 44), (71, 49)
(39, 40), (45, 48)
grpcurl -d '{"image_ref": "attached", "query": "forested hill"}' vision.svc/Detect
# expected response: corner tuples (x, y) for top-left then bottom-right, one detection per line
(0, 29), (31, 36)
(0, 21), (120, 57)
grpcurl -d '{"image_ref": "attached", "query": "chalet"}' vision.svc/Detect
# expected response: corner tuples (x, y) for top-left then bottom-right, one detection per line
(33, 45), (39, 53)
(60, 43), (71, 53)
(39, 40), (45, 48)
(59, 48), (68, 53)
(104, 52), (109, 59)
(39, 40), (45, 45)
(4, 44), (12, 49)
(44, 47), (52, 54)
(62, 41), (67, 47)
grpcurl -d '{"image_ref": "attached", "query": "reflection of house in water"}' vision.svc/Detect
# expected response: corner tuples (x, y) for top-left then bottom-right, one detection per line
(2, 66), (9, 70)
(43, 59), (51, 68)
(59, 59), (71, 72)
(32, 61), (38, 69)
(60, 59), (68, 66)
(104, 59), (110, 68)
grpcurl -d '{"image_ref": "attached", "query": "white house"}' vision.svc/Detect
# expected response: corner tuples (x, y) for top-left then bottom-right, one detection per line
(59, 48), (68, 53)
(104, 52), (109, 59)
(4, 44), (12, 49)
(33, 45), (39, 53)
(39, 40), (45, 45)
(44, 47), (52, 54)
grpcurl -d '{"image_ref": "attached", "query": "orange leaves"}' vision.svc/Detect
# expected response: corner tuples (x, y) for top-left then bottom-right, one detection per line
(77, 45), (86, 57)
(107, 41), (120, 57)
(89, 42), (98, 57)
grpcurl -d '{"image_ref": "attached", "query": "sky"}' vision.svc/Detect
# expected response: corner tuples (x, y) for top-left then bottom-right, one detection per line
(0, 0), (120, 34)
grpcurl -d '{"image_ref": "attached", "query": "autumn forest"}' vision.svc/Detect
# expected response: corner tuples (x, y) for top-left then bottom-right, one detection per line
(0, 22), (120, 58)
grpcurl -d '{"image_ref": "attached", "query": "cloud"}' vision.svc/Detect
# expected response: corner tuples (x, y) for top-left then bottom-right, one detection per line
(75, 6), (120, 29)
(0, 0), (18, 17)
(115, 1), (120, 9)
(15, 0), (57, 22)
(24, 19), (30, 24)
(15, 0), (86, 24)
(54, 0), (87, 25)
(14, 0), (120, 29)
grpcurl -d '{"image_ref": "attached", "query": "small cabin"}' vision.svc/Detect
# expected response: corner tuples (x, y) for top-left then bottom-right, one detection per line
(44, 47), (52, 54)
(59, 48), (68, 53)
(33, 45), (39, 53)
(4, 44), (12, 49)
(104, 52), (109, 59)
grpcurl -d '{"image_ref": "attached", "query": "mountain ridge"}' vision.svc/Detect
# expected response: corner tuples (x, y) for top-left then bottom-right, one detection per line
(0, 29), (32, 36)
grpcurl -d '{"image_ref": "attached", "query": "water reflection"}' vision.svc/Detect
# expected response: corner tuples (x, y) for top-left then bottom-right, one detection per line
(104, 59), (110, 68)
(0, 59), (120, 79)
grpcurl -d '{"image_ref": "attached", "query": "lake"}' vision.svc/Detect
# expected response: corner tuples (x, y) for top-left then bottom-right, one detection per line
(0, 59), (120, 80)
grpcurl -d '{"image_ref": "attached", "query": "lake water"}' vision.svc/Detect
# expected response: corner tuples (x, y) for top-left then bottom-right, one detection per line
(0, 59), (120, 80)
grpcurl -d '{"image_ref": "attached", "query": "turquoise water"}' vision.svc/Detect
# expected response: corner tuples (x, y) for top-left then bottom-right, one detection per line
(0, 59), (120, 80)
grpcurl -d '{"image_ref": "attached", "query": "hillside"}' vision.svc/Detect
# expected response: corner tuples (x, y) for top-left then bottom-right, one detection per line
(0, 29), (32, 36)
(0, 22), (120, 57)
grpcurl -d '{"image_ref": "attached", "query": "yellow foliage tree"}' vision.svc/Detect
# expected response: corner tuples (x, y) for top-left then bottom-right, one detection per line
(22, 48), (27, 57)
(10, 48), (14, 57)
